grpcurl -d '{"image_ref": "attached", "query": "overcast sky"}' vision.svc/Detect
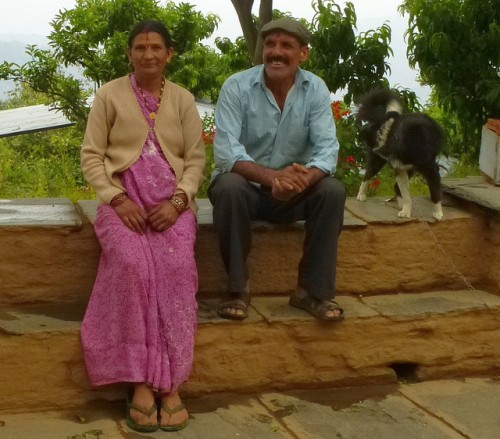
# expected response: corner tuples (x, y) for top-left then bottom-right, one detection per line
(0, 0), (429, 101)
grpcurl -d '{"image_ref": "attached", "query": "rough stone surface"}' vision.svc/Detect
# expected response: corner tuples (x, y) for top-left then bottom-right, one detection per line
(0, 225), (99, 305)
(442, 175), (500, 212)
(399, 378), (500, 439)
(0, 198), (81, 227)
(1, 378), (498, 439)
(1, 195), (498, 305)
(259, 390), (464, 439)
(0, 187), (499, 415)
(2, 291), (497, 412)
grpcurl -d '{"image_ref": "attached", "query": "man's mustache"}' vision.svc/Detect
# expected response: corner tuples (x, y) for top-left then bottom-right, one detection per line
(265, 56), (288, 64)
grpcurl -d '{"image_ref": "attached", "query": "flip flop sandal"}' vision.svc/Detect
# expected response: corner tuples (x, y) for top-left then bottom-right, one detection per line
(217, 292), (249, 320)
(126, 389), (159, 432)
(289, 294), (344, 321)
(160, 402), (189, 432)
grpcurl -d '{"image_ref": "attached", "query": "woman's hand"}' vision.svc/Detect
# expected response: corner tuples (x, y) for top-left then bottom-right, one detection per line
(114, 199), (148, 234)
(148, 201), (180, 232)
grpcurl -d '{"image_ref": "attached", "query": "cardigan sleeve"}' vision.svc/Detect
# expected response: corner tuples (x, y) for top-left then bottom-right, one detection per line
(174, 95), (206, 204)
(81, 92), (124, 203)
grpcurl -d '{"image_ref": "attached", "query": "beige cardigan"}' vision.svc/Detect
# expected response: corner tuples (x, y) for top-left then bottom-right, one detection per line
(81, 76), (206, 208)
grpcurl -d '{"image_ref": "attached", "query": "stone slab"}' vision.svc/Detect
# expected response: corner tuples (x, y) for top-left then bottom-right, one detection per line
(77, 199), (98, 224)
(2, 379), (498, 438)
(399, 378), (500, 439)
(197, 298), (264, 324)
(443, 176), (500, 212)
(362, 290), (500, 320)
(0, 198), (82, 227)
(252, 295), (378, 323)
(0, 302), (85, 335)
(345, 194), (472, 224)
(259, 388), (464, 439)
(80, 197), (367, 229)
(1, 292), (500, 412)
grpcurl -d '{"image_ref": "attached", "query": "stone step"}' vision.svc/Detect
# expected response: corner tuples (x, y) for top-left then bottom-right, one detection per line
(1, 195), (498, 306)
(1, 289), (499, 413)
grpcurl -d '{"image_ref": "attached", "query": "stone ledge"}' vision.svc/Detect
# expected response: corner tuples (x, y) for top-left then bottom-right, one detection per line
(0, 290), (499, 412)
(442, 175), (500, 212)
(78, 198), (369, 229)
(0, 198), (82, 227)
(1, 195), (498, 305)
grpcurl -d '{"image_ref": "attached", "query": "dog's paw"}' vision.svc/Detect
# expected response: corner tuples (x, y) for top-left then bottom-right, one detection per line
(398, 206), (412, 218)
(433, 212), (443, 221)
(357, 181), (369, 201)
(433, 204), (443, 221)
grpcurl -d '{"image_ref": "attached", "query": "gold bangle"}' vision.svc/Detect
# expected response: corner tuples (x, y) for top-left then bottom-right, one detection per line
(110, 193), (128, 207)
(169, 195), (186, 213)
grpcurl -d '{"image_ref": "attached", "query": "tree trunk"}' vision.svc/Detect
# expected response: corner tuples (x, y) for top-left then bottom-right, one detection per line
(230, 0), (273, 65)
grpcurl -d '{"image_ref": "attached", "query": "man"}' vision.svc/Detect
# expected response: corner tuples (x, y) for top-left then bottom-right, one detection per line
(208, 18), (346, 321)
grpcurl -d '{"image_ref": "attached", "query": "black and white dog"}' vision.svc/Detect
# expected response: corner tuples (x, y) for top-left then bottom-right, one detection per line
(356, 89), (445, 220)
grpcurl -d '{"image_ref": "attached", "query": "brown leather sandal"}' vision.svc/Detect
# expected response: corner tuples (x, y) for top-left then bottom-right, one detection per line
(289, 294), (344, 321)
(217, 292), (249, 320)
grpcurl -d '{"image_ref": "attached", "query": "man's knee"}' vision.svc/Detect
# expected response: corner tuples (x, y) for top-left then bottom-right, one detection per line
(213, 173), (248, 191)
(208, 173), (248, 204)
(316, 177), (346, 204)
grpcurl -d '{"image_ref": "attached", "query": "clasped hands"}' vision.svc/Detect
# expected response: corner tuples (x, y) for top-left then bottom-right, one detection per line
(114, 199), (180, 234)
(272, 163), (310, 202)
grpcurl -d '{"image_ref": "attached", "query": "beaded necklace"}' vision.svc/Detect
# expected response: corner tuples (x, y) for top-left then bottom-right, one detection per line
(137, 76), (165, 120)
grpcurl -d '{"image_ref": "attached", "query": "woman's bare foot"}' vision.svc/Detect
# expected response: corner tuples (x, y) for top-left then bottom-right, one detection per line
(129, 383), (157, 427)
(159, 391), (189, 431)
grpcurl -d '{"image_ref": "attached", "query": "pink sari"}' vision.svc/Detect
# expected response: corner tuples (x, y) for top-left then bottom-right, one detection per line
(81, 74), (198, 393)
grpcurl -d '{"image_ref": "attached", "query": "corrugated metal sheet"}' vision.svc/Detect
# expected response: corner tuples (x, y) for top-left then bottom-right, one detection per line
(0, 100), (214, 138)
(0, 104), (72, 137)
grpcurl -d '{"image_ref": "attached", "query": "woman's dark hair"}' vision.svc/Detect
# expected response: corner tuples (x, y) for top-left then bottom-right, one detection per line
(128, 20), (173, 48)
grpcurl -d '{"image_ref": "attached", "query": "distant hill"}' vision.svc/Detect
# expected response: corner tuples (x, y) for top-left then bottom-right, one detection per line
(1, 41), (27, 99)
(0, 37), (49, 99)
(0, 40), (35, 64)
(0, 36), (88, 100)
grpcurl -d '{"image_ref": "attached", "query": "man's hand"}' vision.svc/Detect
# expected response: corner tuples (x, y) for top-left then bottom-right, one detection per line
(271, 163), (309, 201)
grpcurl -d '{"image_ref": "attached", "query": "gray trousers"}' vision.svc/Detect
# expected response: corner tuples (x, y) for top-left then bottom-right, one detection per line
(208, 173), (346, 300)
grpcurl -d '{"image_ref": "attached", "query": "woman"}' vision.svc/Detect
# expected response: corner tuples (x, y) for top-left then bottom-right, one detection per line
(80, 20), (205, 433)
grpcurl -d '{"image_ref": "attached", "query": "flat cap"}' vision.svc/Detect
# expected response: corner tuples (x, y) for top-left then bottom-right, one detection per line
(260, 18), (311, 45)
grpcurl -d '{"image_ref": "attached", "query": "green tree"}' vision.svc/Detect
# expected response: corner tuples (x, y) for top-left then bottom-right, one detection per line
(229, 0), (408, 106)
(230, 0), (273, 65)
(306, 1), (393, 104)
(400, 0), (500, 158)
(0, 0), (221, 125)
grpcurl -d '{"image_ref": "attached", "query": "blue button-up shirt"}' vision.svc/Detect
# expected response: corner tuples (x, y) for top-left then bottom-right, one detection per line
(211, 65), (339, 181)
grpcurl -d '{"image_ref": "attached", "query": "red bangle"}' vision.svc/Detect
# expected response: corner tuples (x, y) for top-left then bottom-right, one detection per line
(110, 193), (128, 207)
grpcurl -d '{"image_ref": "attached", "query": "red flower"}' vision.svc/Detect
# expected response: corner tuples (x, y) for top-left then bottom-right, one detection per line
(202, 130), (215, 145)
(345, 155), (356, 164)
(369, 178), (381, 190)
(331, 101), (351, 121)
